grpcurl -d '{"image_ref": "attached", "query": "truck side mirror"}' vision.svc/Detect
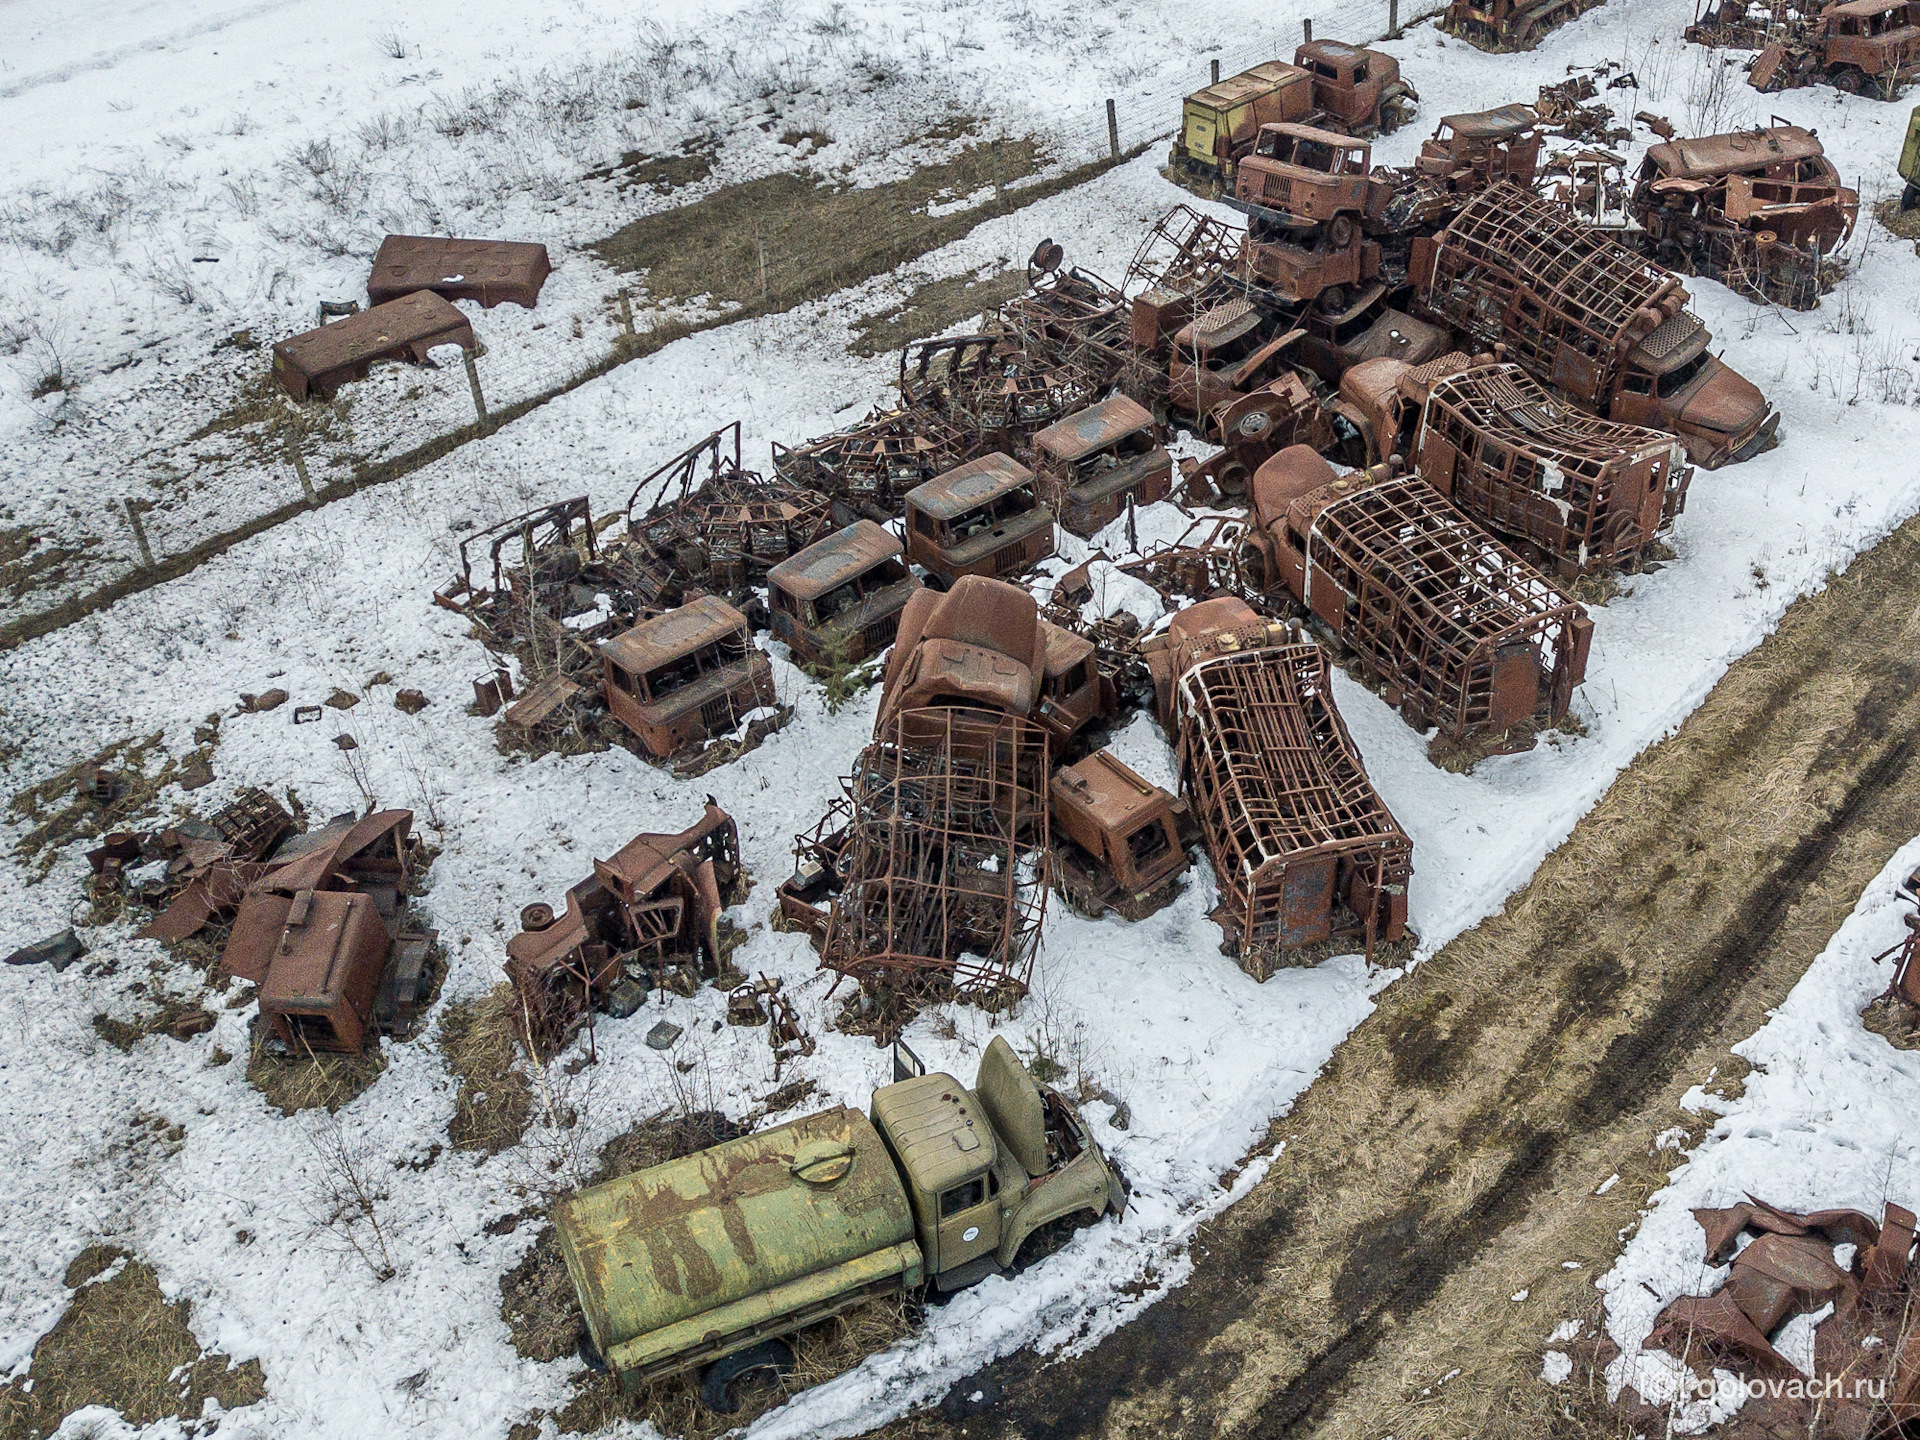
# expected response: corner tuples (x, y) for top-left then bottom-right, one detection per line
(892, 1038), (927, 1083)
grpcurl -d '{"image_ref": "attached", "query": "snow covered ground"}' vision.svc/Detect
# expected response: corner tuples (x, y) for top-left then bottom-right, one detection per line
(1587, 838), (1920, 1435)
(7, 0), (1920, 1436)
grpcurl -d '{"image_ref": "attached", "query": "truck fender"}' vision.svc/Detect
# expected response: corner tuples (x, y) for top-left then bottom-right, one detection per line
(993, 1157), (1117, 1269)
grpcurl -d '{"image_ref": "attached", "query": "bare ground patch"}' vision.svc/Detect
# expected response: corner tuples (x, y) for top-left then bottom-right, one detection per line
(0, 1247), (265, 1440)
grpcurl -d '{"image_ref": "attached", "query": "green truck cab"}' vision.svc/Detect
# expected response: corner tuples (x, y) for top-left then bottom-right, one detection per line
(554, 1037), (1126, 1409)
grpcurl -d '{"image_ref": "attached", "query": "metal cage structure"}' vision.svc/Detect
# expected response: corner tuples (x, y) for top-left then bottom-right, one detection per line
(770, 407), (967, 519)
(1422, 183), (1687, 389)
(1418, 362), (1692, 573)
(1302, 474), (1592, 738)
(1174, 644), (1410, 967)
(820, 708), (1051, 1001)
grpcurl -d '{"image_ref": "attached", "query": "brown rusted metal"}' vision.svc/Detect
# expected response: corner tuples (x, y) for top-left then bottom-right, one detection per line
(767, 520), (921, 668)
(1035, 618), (1120, 746)
(820, 707), (1051, 1002)
(1441, 0), (1607, 49)
(771, 407), (967, 520)
(1412, 183), (1777, 470)
(1049, 750), (1190, 921)
(1168, 61), (1316, 189)
(506, 802), (743, 1040)
(1729, 0), (1920, 97)
(1238, 445), (1592, 743)
(271, 290), (477, 401)
(600, 597), (777, 758)
(1646, 1197), (1920, 1425)
(1030, 396), (1172, 538)
(1295, 285), (1451, 388)
(368, 234), (552, 310)
(1118, 516), (1262, 617)
(1411, 361), (1693, 574)
(1631, 125), (1857, 309)
(1169, 630), (1410, 974)
(214, 810), (434, 1053)
(877, 576), (1048, 731)
(775, 797), (854, 949)
(903, 453), (1056, 586)
(1373, 106), (1544, 235)
(1294, 40), (1418, 137)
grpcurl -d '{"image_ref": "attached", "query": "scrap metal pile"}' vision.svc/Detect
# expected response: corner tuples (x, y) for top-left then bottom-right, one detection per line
(1628, 123), (1858, 309)
(1622, 1198), (1920, 1437)
(1688, 0), (1920, 100)
(421, 54), (1822, 1009)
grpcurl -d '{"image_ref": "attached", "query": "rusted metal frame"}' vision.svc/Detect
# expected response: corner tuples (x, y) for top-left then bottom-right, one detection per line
(1125, 206), (1246, 295)
(624, 422), (746, 530)
(456, 495), (599, 598)
(1118, 517), (1263, 605)
(1174, 646), (1409, 955)
(1423, 365), (1688, 569)
(820, 710), (1050, 999)
(1304, 478), (1584, 734)
(1439, 186), (1678, 366)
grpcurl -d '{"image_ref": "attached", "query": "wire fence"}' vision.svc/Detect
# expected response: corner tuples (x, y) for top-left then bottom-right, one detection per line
(0, 0), (1434, 652)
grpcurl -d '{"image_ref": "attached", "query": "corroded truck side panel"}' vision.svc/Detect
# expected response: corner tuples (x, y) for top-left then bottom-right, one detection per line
(554, 1106), (921, 1387)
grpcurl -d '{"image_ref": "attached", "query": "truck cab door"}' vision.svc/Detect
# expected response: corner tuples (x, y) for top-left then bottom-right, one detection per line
(934, 1169), (1001, 1280)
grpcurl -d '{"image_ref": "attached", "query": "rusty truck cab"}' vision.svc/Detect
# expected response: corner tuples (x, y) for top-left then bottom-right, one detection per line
(1035, 621), (1116, 745)
(1416, 105), (1543, 195)
(1295, 39), (1415, 134)
(904, 454), (1057, 587)
(767, 520), (921, 667)
(1821, 0), (1920, 87)
(1236, 123), (1379, 225)
(1633, 127), (1857, 252)
(600, 596), (776, 757)
(1049, 750), (1189, 919)
(1031, 397), (1173, 538)
(1610, 311), (1777, 469)
(1170, 299), (1308, 418)
(1300, 286), (1452, 385)
(876, 575), (1048, 730)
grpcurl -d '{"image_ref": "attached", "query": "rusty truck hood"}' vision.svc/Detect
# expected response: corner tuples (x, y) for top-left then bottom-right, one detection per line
(1672, 357), (1769, 447)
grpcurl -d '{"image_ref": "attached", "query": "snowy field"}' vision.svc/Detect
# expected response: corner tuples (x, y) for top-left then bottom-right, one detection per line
(7, 0), (1920, 1436)
(1585, 839), (1920, 1434)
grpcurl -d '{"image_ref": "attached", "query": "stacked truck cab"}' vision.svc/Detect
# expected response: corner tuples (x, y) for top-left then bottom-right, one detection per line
(903, 453), (1057, 586)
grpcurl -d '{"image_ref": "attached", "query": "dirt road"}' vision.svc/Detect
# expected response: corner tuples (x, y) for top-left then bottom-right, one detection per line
(905, 515), (1920, 1440)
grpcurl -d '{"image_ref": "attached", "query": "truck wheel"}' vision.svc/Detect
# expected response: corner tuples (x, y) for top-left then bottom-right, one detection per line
(576, 1332), (611, 1375)
(1903, 182), (1920, 212)
(700, 1339), (795, 1413)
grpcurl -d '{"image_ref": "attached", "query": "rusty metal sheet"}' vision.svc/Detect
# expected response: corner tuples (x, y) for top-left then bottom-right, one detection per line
(878, 577), (1047, 728)
(1650, 1291), (1795, 1375)
(1864, 1202), (1916, 1293)
(271, 290), (476, 401)
(502, 674), (582, 730)
(368, 234), (552, 309)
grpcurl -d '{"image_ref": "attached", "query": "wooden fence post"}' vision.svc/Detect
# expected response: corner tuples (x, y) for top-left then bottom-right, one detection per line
(1211, 58), (1221, 84)
(1106, 99), (1119, 159)
(1304, 18), (1314, 41)
(122, 498), (155, 569)
(462, 349), (489, 432)
(1390, 0), (1401, 35)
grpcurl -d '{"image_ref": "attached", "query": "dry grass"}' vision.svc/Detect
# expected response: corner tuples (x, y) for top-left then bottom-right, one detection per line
(555, 1293), (917, 1440)
(440, 983), (535, 1155)
(0, 524), (103, 606)
(594, 125), (1049, 322)
(247, 1035), (387, 1114)
(1874, 196), (1920, 243)
(7, 734), (176, 876)
(1862, 991), (1920, 1050)
(0, 1247), (265, 1440)
(848, 265), (1028, 358)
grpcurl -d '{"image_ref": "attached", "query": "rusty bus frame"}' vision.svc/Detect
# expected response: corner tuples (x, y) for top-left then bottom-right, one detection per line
(1240, 451), (1593, 742)
(771, 407), (968, 520)
(1174, 642), (1410, 976)
(1416, 362), (1693, 574)
(820, 708), (1051, 1004)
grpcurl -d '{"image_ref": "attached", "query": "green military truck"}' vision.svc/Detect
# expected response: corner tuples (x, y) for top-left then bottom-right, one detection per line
(554, 1037), (1127, 1411)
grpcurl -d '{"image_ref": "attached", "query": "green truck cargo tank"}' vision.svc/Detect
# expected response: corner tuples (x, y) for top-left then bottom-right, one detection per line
(554, 1105), (921, 1386)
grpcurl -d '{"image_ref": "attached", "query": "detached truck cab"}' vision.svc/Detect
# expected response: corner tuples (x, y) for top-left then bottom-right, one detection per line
(555, 1037), (1125, 1408)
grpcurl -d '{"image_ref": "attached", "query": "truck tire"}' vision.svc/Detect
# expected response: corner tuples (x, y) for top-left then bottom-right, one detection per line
(576, 1332), (611, 1375)
(1904, 181), (1920, 212)
(700, 1339), (795, 1413)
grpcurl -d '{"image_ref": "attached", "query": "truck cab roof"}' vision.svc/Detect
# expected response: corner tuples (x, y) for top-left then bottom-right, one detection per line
(870, 1072), (999, 1196)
